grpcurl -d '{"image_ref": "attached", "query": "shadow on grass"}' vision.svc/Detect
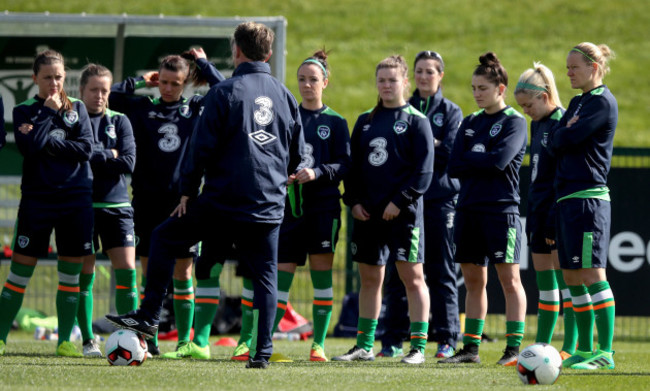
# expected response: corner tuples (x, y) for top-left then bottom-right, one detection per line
(561, 372), (650, 377)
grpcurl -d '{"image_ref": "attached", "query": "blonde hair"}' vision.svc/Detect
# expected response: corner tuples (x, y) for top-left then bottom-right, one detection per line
(571, 42), (615, 79)
(514, 62), (562, 108)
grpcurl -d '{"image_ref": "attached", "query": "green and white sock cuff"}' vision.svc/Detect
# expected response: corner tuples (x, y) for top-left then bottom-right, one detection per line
(7, 271), (31, 288)
(560, 288), (571, 301)
(277, 290), (290, 304)
(242, 286), (254, 301)
(313, 287), (333, 299)
(539, 289), (560, 302)
(195, 286), (220, 297)
(58, 271), (80, 285)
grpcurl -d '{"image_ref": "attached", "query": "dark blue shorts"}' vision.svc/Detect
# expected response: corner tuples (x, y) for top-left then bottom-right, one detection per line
(278, 209), (341, 265)
(133, 196), (192, 258)
(527, 229), (556, 254)
(350, 204), (424, 266)
(453, 210), (522, 265)
(93, 207), (135, 252)
(13, 205), (94, 258)
(556, 198), (610, 270)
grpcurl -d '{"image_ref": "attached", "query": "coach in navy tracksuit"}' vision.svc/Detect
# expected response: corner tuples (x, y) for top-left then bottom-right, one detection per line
(107, 22), (306, 368)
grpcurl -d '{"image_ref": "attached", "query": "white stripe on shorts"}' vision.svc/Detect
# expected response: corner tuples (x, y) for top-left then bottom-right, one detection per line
(195, 287), (220, 297)
(571, 293), (592, 306)
(8, 271), (31, 287)
(590, 289), (613, 303)
(539, 289), (560, 302)
(277, 291), (290, 303)
(242, 287), (254, 300)
(313, 287), (333, 298)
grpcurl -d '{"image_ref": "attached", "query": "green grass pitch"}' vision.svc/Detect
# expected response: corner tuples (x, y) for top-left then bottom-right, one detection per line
(1, 333), (649, 390)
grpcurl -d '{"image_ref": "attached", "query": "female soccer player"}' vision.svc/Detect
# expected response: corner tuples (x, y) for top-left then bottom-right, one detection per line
(75, 63), (137, 357)
(333, 55), (434, 365)
(514, 63), (577, 359)
(230, 50), (350, 363)
(0, 50), (94, 357)
(546, 43), (617, 370)
(109, 48), (223, 354)
(439, 52), (527, 366)
(410, 50), (463, 358)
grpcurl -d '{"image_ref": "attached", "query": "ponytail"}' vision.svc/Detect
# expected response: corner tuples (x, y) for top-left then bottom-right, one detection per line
(514, 62), (562, 108)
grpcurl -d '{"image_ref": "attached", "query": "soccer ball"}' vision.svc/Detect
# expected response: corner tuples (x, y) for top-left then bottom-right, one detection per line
(106, 329), (148, 366)
(516, 343), (562, 385)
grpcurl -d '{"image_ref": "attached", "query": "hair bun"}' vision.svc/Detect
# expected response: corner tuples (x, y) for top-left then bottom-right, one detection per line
(479, 51), (499, 67)
(312, 49), (329, 61)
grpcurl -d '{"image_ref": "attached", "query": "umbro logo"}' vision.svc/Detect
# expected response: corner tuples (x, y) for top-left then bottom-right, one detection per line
(520, 351), (536, 359)
(397, 248), (406, 257)
(465, 129), (475, 137)
(249, 130), (277, 146)
(495, 251), (504, 258)
(572, 256), (580, 262)
(362, 124), (371, 131)
(321, 241), (331, 248)
(122, 318), (140, 327)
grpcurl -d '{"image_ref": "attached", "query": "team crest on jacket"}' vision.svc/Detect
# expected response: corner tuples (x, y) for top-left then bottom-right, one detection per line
(541, 132), (549, 147)
(317, 125), (331, 140)
(489, 123), (502, 137)
(179, 105), (192, 118)
(105, 124), (117, 139)
(433, 113), (444, 127)
(393, 120), (408, 134)
(63, 110), (79, 126)
(48, 128), (66, 140)
(17, 235), (29, 248)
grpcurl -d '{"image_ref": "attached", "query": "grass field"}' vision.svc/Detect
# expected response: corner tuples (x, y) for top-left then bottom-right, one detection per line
(1, 331), (649, 390)
(4, 0), (650, 145)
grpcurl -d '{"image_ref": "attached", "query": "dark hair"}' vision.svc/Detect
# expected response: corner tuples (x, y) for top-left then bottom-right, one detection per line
(159, 55), (191, 85)
(368, 55), (409, 122)
(414, 50), (444, 73)
(32, 50), (73, 112)
(299, 49), (330, 79)
(80, 63), (113, 89)
(233, 21), (274, 62)
(180, 50), (210, 87)
(474, 51), (508, 87)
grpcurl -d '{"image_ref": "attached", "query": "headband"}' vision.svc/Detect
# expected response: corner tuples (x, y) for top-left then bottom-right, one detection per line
(301, 59), (328, 78)
(571, 48), (596, 63)
(515, 82), (547, 92)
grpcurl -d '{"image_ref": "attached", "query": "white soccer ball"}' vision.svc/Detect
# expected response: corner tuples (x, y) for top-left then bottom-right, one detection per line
(106, 329), (148, 366)
(516, 343), (562, 385)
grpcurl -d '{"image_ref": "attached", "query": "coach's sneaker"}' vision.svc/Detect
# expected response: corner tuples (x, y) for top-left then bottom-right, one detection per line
(105, 311), (158, 339)
(562, 349), (592, 368)
(376, 345), (404, 358)
(231, 342), (250, 361)
(331, 345), (375, 362)
(438, 344), (481, 364)
(401, 349), (425, 364)
(559, 350), (572, 361)
(0, 340), (5, 356)
(435, 343), (455, 358)
(571, 350), (615, 370)
(82, 339), (103, 357)
(56, 341), (83, 357)
(146, 339), (160, 358)
(246, 358), (269, 369)
(310, 343), (328, 362)
(162, 341), (210, 360)
(497, 345), (519, 366)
